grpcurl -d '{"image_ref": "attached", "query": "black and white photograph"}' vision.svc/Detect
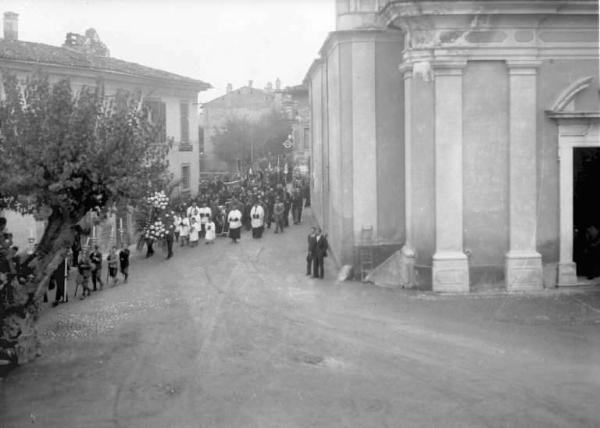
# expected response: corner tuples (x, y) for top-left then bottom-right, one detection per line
(0, 0), (599, 426)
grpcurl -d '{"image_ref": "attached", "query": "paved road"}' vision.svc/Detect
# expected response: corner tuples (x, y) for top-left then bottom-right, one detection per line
(1, 210), (600, 427)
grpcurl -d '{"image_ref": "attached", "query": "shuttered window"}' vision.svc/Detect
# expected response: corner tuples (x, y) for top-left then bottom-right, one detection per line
(144, 100), (167, 143)
(180, 102), (189, 143)
(181, 165), (191, 190)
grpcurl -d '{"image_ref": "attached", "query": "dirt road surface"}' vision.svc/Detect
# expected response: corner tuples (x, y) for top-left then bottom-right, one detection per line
(2, 210), (600, 427)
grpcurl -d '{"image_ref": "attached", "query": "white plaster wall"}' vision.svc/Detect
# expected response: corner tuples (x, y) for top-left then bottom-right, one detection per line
(351, 40), (378, 240)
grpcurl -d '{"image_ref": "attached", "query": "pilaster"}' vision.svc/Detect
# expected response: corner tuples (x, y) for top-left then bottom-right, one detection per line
(399, 63), (416, 287)
(557, 144), (578, 286)
(505, 60), (544, 291)
(432, 60), (469, 293)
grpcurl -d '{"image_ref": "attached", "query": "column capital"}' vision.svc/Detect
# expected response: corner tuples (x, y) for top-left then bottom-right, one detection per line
(506, 59), (542, 75)
(433, 60), (468, 76)
(398, 63), (413, 79)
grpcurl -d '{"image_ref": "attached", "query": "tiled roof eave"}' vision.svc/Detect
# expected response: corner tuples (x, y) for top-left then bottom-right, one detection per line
(0, 57), (211, 92)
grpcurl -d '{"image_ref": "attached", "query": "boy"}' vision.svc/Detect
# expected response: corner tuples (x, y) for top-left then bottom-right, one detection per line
(77, 250), (92, 299)
(107, 246), (119, 286)
(119, 247), (130, 283)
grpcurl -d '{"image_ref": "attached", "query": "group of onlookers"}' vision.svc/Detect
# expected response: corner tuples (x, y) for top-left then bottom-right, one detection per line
(70, 244), (130, 301)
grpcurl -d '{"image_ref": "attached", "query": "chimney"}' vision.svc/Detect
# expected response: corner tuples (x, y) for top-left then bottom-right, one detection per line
(226, 83), (232, 94)
(275, 78), (281, 91)
(3, 12), (18, 41)
(248, 80), (253, 88)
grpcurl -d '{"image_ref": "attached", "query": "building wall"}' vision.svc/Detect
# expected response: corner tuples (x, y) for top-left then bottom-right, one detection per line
(309, 64), (324, 229)
(339, 42), (355, 264)
(326, 43), (344, 264)
(306, 0), (599, 290)
(308, 30), (405, 268)
(462, 61), (509, 285)
(375, 38), (404, 244)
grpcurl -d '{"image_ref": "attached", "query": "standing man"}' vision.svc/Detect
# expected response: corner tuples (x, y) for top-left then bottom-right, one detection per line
(273, 197), (285, 234)
(119, 247), (130, 283)
(292, 188), (304, 225)
(227, 205), (243, 243)
(250, 199), (265, 239)
(199, 201), (212, 240)
(90, 245), (104, 291)
(186, 201), (200, 220)
(283, 190), (292, 228)
(107, 246), (119, 286)
(165, 226), (174, 259)
(306, 227), (316, 276)
(71, 225), (82, 267)
(51, 249), (70, 306)
(311, 228), (328, 279)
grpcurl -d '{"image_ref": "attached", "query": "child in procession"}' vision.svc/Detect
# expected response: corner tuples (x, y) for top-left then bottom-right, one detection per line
(205, 217), (216, 244)
(189, 217), (200, 247)
(180, 215), (190, 246)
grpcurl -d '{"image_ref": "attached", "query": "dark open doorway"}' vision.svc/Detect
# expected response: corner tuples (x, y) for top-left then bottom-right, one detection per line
(573, 147), (600, 278)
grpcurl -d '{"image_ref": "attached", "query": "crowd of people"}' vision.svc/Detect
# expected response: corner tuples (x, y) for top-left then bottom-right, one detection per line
(1, 169), (319, 310)
(151, 170), (312, 257)
(152, 171), (331, 279)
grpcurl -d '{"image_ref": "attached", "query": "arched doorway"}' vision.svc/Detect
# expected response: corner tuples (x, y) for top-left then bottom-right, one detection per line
(548, 76), (600, 285)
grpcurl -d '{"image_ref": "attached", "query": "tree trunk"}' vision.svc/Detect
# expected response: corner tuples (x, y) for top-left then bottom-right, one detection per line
(1, 208), (84, 369)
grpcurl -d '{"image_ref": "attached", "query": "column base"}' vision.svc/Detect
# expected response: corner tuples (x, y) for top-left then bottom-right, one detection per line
(557, 262), (578, 287)
(400, 245), (416, 288)
(432, 252), (469, 293)
(505, 251), (543, 291)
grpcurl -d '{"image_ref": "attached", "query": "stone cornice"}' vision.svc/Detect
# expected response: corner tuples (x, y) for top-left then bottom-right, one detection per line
(382, 1), (598, 27)
(381, 0), (598, 53)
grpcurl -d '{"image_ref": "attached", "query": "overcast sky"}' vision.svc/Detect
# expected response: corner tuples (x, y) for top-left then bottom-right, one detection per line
(0, 0), (335, 102)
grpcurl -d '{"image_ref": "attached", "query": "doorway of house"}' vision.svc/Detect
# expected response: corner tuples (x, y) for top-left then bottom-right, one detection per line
(573, 147), (600, 279)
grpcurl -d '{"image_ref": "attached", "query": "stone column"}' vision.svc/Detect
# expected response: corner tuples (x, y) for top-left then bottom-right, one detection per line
(505, 60), (544, 291)
(557, 144), (577, 285)
(432, 61), (469, 293)
(399, 63), (415, 287)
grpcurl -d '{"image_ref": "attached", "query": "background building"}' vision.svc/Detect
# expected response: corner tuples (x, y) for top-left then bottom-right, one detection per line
(305, 0), (599, 292)
(0, 11), (211, 249)
(200, 79), (309, 174)
(200, 80), (280, 172)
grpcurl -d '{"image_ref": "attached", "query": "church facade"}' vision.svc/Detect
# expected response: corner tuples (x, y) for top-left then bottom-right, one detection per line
(305, 0), (599, 291)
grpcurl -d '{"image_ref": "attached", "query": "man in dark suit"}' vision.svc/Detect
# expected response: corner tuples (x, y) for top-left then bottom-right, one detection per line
(311, 227), (328, 279)
(90, 245), (103, 291)
(306, 227), (316, 276)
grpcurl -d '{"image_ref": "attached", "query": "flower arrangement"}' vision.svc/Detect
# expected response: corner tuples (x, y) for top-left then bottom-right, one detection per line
(137, 191), (176, 242)
(148, 191), (169, 210)
(145, 220), (166, 240)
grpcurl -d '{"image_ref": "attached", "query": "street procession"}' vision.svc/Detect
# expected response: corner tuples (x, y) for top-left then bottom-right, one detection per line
(0, 1), (599, 427)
